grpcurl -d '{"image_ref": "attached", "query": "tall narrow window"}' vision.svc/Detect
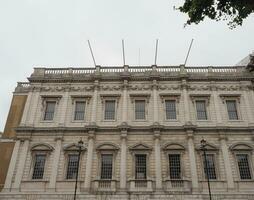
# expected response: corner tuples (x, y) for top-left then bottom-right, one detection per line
(74, 101), (85, 120)
(135, 100), (146, 120)
(169, 154), (181, 179)
(203, 154), (217, 179)
(236, 154), (252, 179)
(44, 101), (56, 121)
(165, 100), (177, 120)
(226, 100), (238, 120)
(196, 100), (207, 120)
(104, 100), (116, 120)
(135, 154), (147, 179)
(101, 154), (113, 179)
(32, 154), (46, 179)
(66, 154), (79, 179)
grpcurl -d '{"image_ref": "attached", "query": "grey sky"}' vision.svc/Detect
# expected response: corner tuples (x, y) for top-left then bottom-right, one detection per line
(0, 0), (253, 131)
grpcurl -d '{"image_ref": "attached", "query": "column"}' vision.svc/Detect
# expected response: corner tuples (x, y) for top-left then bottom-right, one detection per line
(48, 137), (62, 190)
(84, 133), (95, 190)
(187, 132), (199, 189)
(3, 140), (21, 191)
(20, 92), (32, 126)
(182, 80), (190, 123)
(27, 91), (40, 126)
(122, 80), (128, 122)
(120, 132), (127, 189)
(153, 80), (159, 123)
(212, 89), (223, 125)
(13, 139), (30, 190)
(58, 91), (69, 126)
(220, 135), (234, 189)
(154, 133), (162, 189)
(243, 90), (254, 125)
(90, 81), (99, 124)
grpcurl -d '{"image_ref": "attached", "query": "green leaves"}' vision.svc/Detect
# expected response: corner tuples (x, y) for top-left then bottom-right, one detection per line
(178, 0), (254, 28)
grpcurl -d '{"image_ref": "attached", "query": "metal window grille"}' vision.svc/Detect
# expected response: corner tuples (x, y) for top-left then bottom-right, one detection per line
(236, 154), (252, 179)
(169, 154), (181, 179)
(135, 154), (147, 179)
(66, 154), (79, 179)
(203, 154), (217, 179)
(135, 100), (146, 120)
(44, 101), (56, 120)
(74, 101), (85, 120)
(226, 100), (238, 120)
(104, 100), (116, 120)
(196, 100), (207, 120)
(100, 154), (113, 179)
(32, 154), (46, 179)
(165, 100), (177, 120)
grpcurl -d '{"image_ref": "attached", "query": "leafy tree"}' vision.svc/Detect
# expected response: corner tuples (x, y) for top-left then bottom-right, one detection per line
(178, 0), (254, 28)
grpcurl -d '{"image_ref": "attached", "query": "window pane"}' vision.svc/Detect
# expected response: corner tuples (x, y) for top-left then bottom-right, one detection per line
(135, 100), (146, 120)
(196, 100), (207, 120)
(104, 100), (116, 120)
(203, 154), (216, 179)
(66, 154), (79, 179)
(74, 101), (85, 120)
(32, 154), (46, 179)
(169, 154), (181, 179)
(101, 154), (113, 179)
(135, 154), (147, 179)
(226, 100), (238, 120)
(165, 100), (177, 120)
(44, 101), (56, 120)
(237, 154), (252, 179)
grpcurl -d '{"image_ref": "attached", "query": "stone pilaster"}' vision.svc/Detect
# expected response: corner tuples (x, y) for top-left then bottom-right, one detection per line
(243, 89), (254, 125)
(119, 131), (127, 190)
(27, 90), (40, 126)
(3, 140), (21, 191)
(152, 80), (159, 123)
(122, 80), (128, 123)
(19, 91), (32, 126)
(182, 80), (191, 123)
(211, 84), (223, 125)
(90, 81), (99, 124)
(58, 90), (69, 126)
(154, 132), (162, 189)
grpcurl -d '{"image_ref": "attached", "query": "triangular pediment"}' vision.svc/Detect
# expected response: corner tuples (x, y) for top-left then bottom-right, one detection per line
(197, 143), (218, 151)
(63, 143), (86, 151)
(129, 143), (152, 151)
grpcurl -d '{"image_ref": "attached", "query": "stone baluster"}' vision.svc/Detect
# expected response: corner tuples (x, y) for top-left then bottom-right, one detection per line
(3, 140), (21, 191)
(13, 138), (30, 191)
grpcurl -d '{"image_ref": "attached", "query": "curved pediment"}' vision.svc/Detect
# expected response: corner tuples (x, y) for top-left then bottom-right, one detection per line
(31, 143), (54, 151)
(129, 143), (152, 151)
(63, 143), (86, 151)
(96, 143), (119, 151)
(230, 143), (253, 151)
(162, 143), (185, 151)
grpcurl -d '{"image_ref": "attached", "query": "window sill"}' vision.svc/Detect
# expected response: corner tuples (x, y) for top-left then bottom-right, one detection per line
(200, 179), (226, 182)
(71, 120), (86, 123)
(102, 120), (117, 122)
(23, 180), (49, 182)
(40, 120), (54, 123)
(227, 120), (244, 122)
(235, 179), (254, 182)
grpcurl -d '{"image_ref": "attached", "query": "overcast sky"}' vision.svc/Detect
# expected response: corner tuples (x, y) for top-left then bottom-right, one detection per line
(0, 0), (253, 131)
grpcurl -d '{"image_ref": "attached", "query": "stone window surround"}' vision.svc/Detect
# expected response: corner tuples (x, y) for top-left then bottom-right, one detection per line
(189, 94), (211, 121)
(100, 94), (121, 122)
(40, 95), (62, 122)
(71, 95), (91, 122)
(159, 93), (181, 121)
(162, 143), (186, 180)
(129, 143), (152, 180)
(29, 143), (54, 181)
(196, 143), (220, 181)
(129, 94), (151, 122)
(230, 143), (254, 181)
(95, 143), (119, 180)
(219, 94), (242, 121)
(62, 144), (86, 180)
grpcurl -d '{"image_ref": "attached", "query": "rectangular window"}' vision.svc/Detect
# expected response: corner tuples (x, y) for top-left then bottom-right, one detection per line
(104, 100), (116, 120)
(236, 154), (252, 179)
(100, 154), (113, 179)
(165, 100), (177, 120)
(32, 154), (46, 179)
(44, 101), (56, 121)
(135, 100), (146, 120)
(66, 154), (79, 179)
(135, 154), (147, 179)
(74, 101), (86, 120)
(196, 100), (207, 120)
(169, 154), (181, 179)
(226, 100), (238, 120)
(203, 154), (217, 179)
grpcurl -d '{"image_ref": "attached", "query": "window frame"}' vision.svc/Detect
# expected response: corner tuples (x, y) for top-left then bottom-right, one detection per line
(100, 94), (120, 122)
(31, 152), (47, 180)
(40, 96), (61, 122)
(220, 94), (242, 121)
(195, 100), (208, 121)
(130, 94), (151, 121)
(235, 153), (253, 180)
(160, 94), (180, 121)
(190, 95), (211, 121)
(73, 100), (87, 122)
(225, 99), (240, 121)
(65, 153), (80, 180)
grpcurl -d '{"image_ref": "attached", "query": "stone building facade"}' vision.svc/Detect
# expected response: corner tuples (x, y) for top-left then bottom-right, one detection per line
(1, 65), (254, 200)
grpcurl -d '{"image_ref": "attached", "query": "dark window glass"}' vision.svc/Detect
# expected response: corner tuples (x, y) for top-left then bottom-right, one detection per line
(203, 154), (217, 179)
(44, 101), (56, 120)
(169, 154), (181, 179)
(196, 100), (207, 120)
(135, 154), (147, 179)
(66, 154), (79, 179)
(236, 154), (252, 179)
(101, 154), (113, 179)
(226, 100), (238, 120)
(74, 101), (85, 120)
(135, 100), (146, 120)
(165, 100), (177, 120)
(32, 154), (46, 179)
(104, 100), (116, 120)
